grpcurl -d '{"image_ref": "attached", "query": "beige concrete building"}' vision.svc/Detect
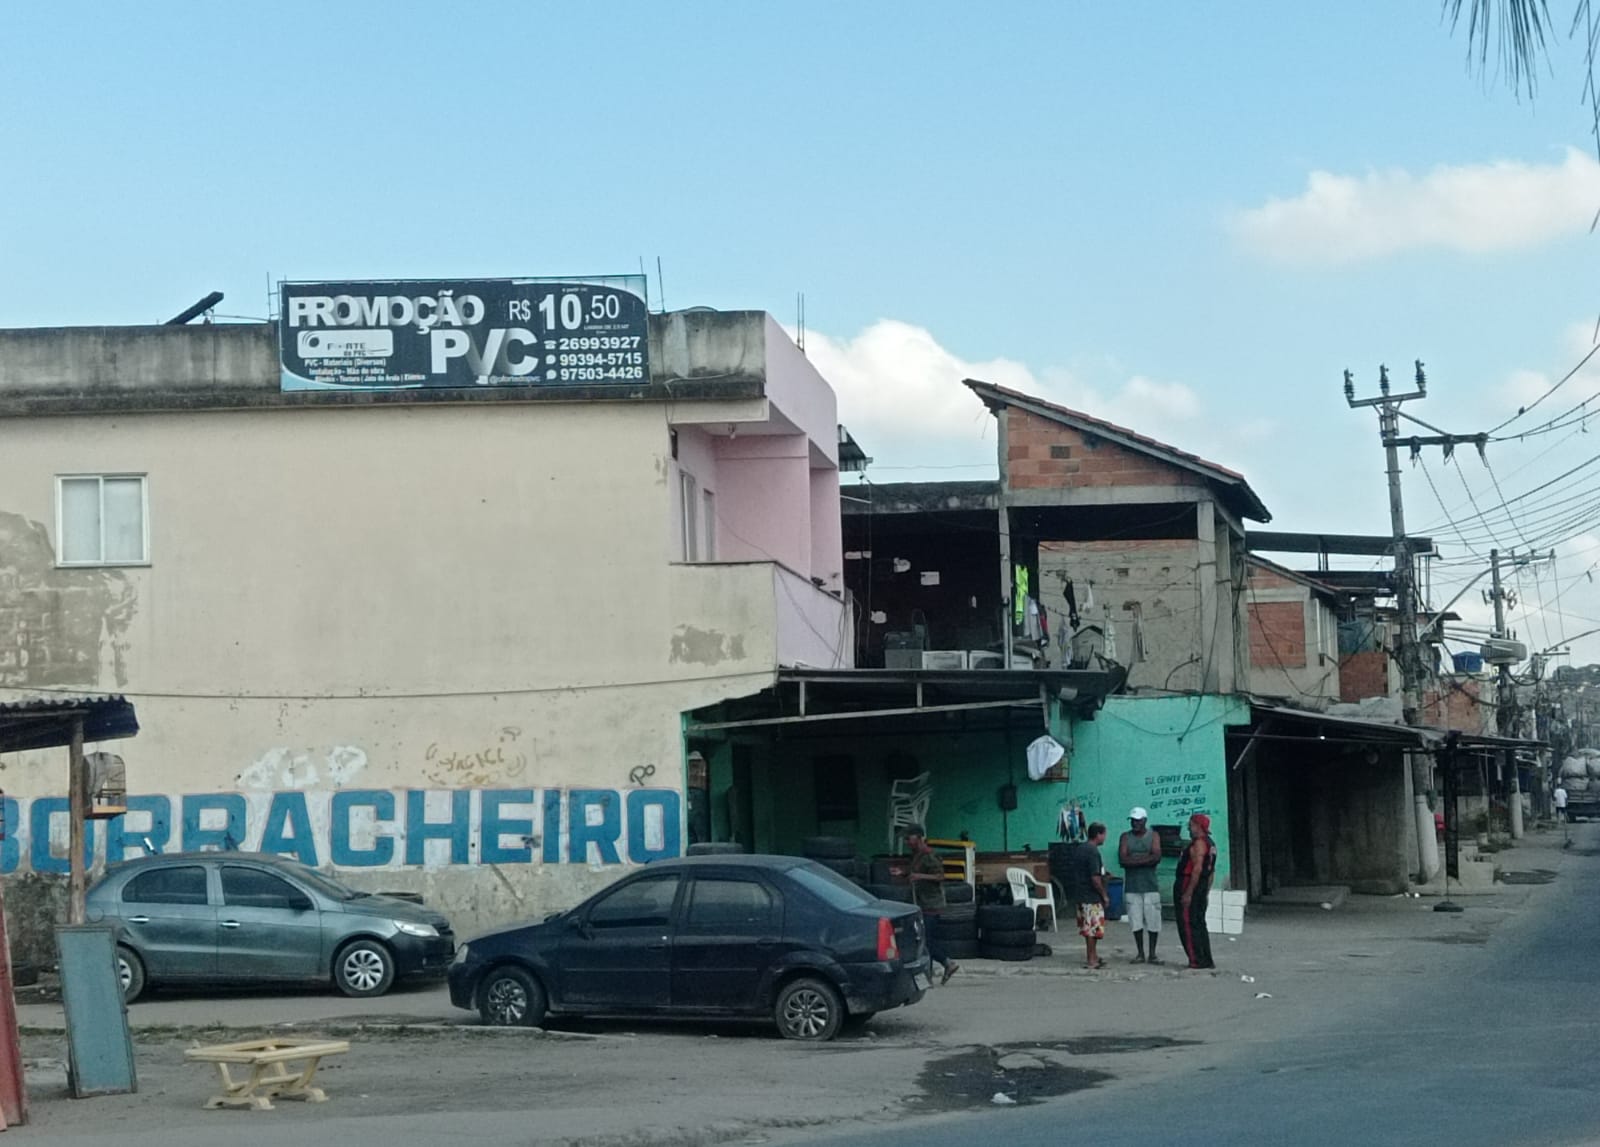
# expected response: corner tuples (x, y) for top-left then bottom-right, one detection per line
(0, 308), (853, 945)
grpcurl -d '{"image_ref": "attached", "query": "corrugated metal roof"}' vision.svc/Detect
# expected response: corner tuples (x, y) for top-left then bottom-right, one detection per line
(0, 693), (140, 752)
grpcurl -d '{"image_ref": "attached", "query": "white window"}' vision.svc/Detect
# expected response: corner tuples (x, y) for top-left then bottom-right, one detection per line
(680, 472), (699, 562)
(703, 490), (717, 561)
(57, 475), (148, 566)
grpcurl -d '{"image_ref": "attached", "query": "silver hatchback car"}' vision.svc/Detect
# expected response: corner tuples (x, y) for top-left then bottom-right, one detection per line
(86, 852), (454, 1001)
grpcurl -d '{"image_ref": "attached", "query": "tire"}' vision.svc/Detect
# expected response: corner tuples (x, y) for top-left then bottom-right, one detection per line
(979, 944), (1035, 962)
(866, 883), (912, 903)
(945, 882), (975, 905)
(931, 920), (978, 942)
(333, 938), (396, 998)
(980, 928), (1038, 948)
(1033, 943), (1054, 958)
(941, 902), (977, 923)
(116, 945), (146, 1004)
(477, 965), (548, 1028)
(775, 976), (844, 1042)
(842, 1010), (876, 1032)
(801, 836), (856, 861)
(687, 842), (747, 856)
(869, 859), (903, 885)
(977, 904), (1034, 931)
(11, 961), (38, 988)
(943, 938), (981, 960)
(819, 858), (866, 879)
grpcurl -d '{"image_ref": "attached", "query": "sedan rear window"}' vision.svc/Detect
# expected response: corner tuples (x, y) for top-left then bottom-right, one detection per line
(123, 865), (208, 906)
(788, 864), (875, 910)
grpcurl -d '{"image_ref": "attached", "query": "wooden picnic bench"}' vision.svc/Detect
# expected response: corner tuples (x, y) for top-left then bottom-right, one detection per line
(184, 1037), (350, 1111)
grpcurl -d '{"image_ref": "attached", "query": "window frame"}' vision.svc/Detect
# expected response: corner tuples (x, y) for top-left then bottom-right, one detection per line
(122, 864), (210, 907)
(585, 874), (683, 930)
(220, 865), (307, 911)
(55, 473), (150, 568)
(683, 875), (779, 932)
(680, 472), (700, 562)
(702, 488), (717, 561)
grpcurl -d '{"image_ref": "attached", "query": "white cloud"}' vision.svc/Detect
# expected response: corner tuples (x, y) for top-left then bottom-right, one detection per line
(1231, 148), (1600, 265)
(799, 319), (1219, 476)
(1495, 322), (1600, 422)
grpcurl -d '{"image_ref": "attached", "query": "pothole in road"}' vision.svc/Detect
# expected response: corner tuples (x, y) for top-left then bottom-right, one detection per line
(1417, 932), (1488, 945)
(914, 1036), (1195, 1110)
(1497, 869), (1557, 885)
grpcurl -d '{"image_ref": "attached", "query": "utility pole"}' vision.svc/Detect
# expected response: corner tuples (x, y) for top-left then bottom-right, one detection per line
(1487, 548), (1531, 839)
(1346, 361), (1437, 881)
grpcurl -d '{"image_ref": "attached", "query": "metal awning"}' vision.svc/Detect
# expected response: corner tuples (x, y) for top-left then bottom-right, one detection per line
(1240, 703), (1544, 758)
(0, 694), (140, 753)
(685, 667), (1126, 735)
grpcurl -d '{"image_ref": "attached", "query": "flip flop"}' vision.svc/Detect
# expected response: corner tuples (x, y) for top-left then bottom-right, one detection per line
(941, 962), (959, 985)
(1085, 959), (1107, 970)
(1132, 955), (1147, 964)
(1147, 956), (1164, 965)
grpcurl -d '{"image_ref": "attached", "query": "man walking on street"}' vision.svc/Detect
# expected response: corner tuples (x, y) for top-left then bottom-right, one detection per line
(1175, 813), (1217, 970)
(1068, 822), (1110, 969)
(1119, 807), (1164, 964)
(1555, 783), (1568, 824)
(905, 824), (959, 985)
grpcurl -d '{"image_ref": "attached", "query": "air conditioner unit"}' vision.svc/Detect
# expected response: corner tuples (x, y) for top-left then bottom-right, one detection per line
(968, 650), (1005, 670)
(1479, 638), (1528, 666)
(921, 650), (968, 670)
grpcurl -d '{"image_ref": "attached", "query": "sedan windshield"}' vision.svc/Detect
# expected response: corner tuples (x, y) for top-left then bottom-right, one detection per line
(788, 863), (875, 909)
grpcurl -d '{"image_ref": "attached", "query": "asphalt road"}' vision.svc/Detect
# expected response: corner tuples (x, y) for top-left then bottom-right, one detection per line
(803, 844), (1600, 1147)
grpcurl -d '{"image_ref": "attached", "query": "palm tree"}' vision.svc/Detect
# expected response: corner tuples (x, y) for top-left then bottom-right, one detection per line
(1448, 0), (1599, 148)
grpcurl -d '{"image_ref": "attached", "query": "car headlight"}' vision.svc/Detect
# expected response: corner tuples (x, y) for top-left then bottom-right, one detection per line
(451, 943), (471, 966)
(394, 921), (439, 938)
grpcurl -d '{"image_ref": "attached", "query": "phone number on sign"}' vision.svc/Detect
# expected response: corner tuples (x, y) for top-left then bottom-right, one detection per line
(551, 336), (643, 350)
(557, 367), (647, 382)
(557, 352), (645, 368)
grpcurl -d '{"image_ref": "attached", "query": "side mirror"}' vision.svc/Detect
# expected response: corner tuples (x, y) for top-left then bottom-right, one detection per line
(286, 892), (313, 912)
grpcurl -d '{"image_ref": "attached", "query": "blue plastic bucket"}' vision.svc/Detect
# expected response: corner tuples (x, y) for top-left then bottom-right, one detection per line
(1106, 876), (1125, 921)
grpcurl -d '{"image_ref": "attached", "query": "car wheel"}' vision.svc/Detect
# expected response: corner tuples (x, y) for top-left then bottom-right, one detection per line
(333, 939), (395, 997)
(478, 966), (548, 1028)
(775, 976), (844, 1042)
(116, 946), (146, 1004)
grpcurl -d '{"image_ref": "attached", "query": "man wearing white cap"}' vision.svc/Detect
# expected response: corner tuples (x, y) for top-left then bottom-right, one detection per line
(1118, 808), (1164, 964)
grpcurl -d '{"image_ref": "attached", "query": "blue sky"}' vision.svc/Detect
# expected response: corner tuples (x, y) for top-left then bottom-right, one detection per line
(6, 2), (1600, 662)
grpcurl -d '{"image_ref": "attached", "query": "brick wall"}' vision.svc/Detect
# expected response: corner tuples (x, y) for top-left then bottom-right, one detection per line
(1246, 564), (1298, 591)
(1422, 676), (1490, 734)
(1248, 599), (1306, 669)
(1005, 409), (1202, 491)
(1340, 649), (1390, 703)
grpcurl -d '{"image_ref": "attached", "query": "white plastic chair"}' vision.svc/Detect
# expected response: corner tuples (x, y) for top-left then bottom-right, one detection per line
(1007, 866), (1058, 932)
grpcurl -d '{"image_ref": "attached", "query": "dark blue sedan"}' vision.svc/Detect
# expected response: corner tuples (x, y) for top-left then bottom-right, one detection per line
(448, 854), (930, 1041)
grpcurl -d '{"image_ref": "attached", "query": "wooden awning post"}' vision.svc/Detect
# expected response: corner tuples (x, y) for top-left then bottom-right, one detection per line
(68, 717), (86, 926)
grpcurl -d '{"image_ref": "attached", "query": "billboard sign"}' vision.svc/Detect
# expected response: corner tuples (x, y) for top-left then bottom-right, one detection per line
(278, 276), (650, 391)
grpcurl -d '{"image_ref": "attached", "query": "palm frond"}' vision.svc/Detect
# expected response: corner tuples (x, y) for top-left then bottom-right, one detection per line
(1443, 0), (1554, 96)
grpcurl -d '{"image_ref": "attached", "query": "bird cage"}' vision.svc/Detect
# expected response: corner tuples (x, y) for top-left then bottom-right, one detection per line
(84, 752), (127, 820)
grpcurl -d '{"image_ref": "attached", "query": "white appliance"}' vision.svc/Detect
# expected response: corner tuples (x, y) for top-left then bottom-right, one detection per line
(920, 650), (968, 670)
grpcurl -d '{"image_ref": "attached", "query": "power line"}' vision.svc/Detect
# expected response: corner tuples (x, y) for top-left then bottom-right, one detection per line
(1488, 341), (1600, 437)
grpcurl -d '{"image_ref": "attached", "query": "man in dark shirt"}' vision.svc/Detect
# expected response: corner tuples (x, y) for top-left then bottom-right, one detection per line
(906, 824), (959, 984)
(1068, 822), (1110, 969)
(1175, 813), (1218, 970)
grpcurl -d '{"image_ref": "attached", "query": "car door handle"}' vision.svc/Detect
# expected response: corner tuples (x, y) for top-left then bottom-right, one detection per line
(126, 915), (150, 924)
(645, 941), (669, 951)
(219, 920), (241, 929)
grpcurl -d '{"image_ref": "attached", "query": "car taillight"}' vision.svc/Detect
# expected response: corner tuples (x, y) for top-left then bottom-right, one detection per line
(877, 916), (899, 961)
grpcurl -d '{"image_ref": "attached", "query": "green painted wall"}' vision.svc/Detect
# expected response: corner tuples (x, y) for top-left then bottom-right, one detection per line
(703, 694), (1247, 894)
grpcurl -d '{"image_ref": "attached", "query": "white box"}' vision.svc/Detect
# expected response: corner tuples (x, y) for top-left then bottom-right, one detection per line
(1221, 891), (1247, 909)
(920, 650), (968, 670)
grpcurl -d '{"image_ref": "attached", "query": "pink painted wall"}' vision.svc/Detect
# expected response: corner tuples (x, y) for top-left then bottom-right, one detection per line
(671, 426), (719, 561)
(809, 467), (842, 593)
(712, 433), (812, 575)
(763, 316), (839, 467)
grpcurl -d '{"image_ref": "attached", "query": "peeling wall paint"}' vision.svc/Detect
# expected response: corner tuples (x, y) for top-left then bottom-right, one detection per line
(0, 512), (136, 688)
(670, 625), (747, 665)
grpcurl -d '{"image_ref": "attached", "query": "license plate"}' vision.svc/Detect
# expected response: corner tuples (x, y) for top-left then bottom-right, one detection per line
(913, 973), (930, 990)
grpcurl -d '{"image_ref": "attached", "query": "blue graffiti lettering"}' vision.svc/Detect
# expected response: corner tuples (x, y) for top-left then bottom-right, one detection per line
(0, 797), (17, 874)
(626, 790), (680, 864)
(542, 790), (562, 864)
(260, 791), (318, 867)
(330, 790), (395, 867)
(106, 795), (172, 864)
(480, 789), (535, 865)
(29, 798), (94, 874)
(181, 794), (247, 852)
(405, 790), (471, 866)
(568, 790), (622, 865)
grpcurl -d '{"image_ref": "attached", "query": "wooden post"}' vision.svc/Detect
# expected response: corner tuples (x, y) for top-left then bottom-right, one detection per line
(0, 874), (28, 1125)
(68, 717), (86, 926)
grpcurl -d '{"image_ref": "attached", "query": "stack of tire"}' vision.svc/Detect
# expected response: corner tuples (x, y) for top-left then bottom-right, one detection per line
(929, 882), (978, 961)
(802, 836), (869, 884)
(977, 902), (1037, 962)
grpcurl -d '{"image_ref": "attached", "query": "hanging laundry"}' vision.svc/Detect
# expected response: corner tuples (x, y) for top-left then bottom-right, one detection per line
(1083, 580), (1096, 613)
(1013, 566), (1030, 624)
(1064, 578), (1080, 629)
(1102, 606), (1118, 662)
(1024, 598), (1042, 641)
(1027, 734), (1065, 781)
(1038, 604), (1050, 646)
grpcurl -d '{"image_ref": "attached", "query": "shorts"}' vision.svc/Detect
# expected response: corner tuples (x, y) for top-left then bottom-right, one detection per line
(1076, 902), (1106, 939)
(1126, 891), (1162, 932)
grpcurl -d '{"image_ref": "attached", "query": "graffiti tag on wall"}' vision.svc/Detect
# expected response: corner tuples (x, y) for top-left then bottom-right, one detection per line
(0, 787), (681, 874)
